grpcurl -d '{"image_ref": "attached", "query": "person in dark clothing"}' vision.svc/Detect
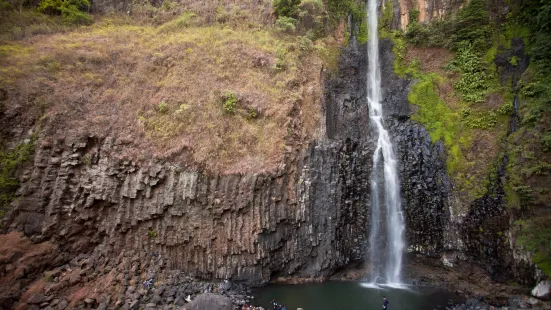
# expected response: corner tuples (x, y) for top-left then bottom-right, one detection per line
(382, 296), (389, 310)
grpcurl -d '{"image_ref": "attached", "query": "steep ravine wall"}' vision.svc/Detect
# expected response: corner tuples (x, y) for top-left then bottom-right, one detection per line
(389, 0), (465, 30)
(4, 39), (456, 284)
(2, 37), (537, 304)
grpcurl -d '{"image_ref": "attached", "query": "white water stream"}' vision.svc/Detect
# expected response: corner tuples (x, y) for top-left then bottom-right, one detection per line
(366, 0), (405, 286)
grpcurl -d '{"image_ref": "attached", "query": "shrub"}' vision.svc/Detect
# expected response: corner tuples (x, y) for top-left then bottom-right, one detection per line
(299, 36), (313, 51)
(516, 218), (551, 277)
(247, 108), (258, 119)
(296, 0), (326, 36)
(222, 91), (238, 114)
(448, 0), (490, 52)
(275, 16), (297, 33)
(0, 138), (35, 224)
(542, 132), (551, 152)
(326, 0), (354, 17)
(273, 0), (301, 18)
(447, 43), (489, 103)
(1, 0), (13, 11)
(157, 12), (198, 32)
(148, 230), (157, 238)
(405, 22), (428, 46)
(273, 47), (288, 71)
(38, 0), (92, 24)
(156, 102), (168, 113)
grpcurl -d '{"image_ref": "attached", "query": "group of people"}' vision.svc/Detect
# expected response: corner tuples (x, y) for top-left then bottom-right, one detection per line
(271, 300), (287, 310)
(241, 300), (288, 310)
(244, 296), (389, 310)
(242, 305), (265, 310)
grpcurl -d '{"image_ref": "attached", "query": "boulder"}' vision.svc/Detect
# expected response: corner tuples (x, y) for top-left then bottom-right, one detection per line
(532, 280), (551, 300)
(27, 293), (44, 304)
(58, 299), (68, 310)
(186, 293), (232, 310)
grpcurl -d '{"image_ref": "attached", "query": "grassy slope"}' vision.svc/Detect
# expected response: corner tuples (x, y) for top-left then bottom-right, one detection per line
(0, 9), (332, 174)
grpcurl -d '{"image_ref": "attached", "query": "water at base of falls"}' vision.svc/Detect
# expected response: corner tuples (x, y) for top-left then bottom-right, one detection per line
(253, 282), (465, 310)
(366, 0), (405, 286)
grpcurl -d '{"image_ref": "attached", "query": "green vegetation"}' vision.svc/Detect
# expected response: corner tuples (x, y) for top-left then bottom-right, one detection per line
(446, 43), (490, 103)
(37, 0), (92, 24)
(405, 0), (491, 52)
(408, 74), (465, 173)
(157, 12), (200, 33)
(156, 102), (168, 114)
(325, 0), (358, 18)
(273, 0), (301, 18)
(148, 230), (157, 238)
(382, 0), (521, 200)
(275, 16), (297, 33)
(0, 7), (74, 41)
(0, 138), (35, 223)
(394, 0), (551, 273)
(516, 218), (551, 276)
(222, 91), (238, 114)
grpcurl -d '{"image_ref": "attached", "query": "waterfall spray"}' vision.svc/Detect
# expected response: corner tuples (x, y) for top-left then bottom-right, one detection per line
(366, 0), (405, 286)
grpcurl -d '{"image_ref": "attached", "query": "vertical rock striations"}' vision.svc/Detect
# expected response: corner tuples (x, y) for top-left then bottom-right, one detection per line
(2, 35), (533, 291)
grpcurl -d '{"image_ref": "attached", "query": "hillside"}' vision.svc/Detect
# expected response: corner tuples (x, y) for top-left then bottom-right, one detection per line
(0, 0), (550, 309)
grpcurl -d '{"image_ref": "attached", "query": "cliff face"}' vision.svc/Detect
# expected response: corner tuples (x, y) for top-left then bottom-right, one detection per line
(1, 6), (540, 303)
(4, 38), (460, 285)
(388, 0), (464, 30)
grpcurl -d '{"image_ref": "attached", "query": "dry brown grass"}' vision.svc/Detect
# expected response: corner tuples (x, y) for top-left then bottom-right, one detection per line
(0, 231), (55, 282)
(0, 14), (324, 173)
(0, 232), (55, 310)
(406, 46), (454, 75)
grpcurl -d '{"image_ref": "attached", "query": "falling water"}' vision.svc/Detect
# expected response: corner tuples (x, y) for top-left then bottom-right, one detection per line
(366, 0), (405, 286)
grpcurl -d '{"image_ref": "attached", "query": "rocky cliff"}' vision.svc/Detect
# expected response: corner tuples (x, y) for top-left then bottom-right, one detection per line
(1, 0), (547, 308)
(3, 37), (475, 287)
(388, 0), (465, 30)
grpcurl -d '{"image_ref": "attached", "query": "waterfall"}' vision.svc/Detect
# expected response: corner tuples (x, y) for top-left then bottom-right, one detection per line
(366, 0), (405, 286)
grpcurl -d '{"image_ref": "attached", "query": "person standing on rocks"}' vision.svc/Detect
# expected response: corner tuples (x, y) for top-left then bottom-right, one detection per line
(382, 296), (390, 310)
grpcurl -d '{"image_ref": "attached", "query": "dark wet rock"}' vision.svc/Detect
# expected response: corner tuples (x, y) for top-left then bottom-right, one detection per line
(96, 303), (108, 310)
(129, 300), (140, 310)
(27, 293), (44, 304)
(58, 299), (68, 310)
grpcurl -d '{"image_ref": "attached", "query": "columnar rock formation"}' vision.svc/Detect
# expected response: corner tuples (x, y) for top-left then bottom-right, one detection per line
(388, 0), (465, 30)
(6, 38), (526, 288)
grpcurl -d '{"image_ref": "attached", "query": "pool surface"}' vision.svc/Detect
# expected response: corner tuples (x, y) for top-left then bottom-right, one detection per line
(252, 281), (465, 310)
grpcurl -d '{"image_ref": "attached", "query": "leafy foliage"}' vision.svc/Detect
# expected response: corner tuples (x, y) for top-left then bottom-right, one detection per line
(38, 0), (91, 24)
(156, 102), (168, 114)
(448, 0), (490, 52)
(0, 139), (35, 223)
(275, 16), (297, 33)
(157, 12), (199, 32)
(325, 0), (356, 17)
(516, 218), (551, 277)
(222, 91), (238, 114)
(405, 0), (490, 52)
(273, 0), (301, 18)
(447, 43), (490, 103)
(409, 74), (460, 146)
